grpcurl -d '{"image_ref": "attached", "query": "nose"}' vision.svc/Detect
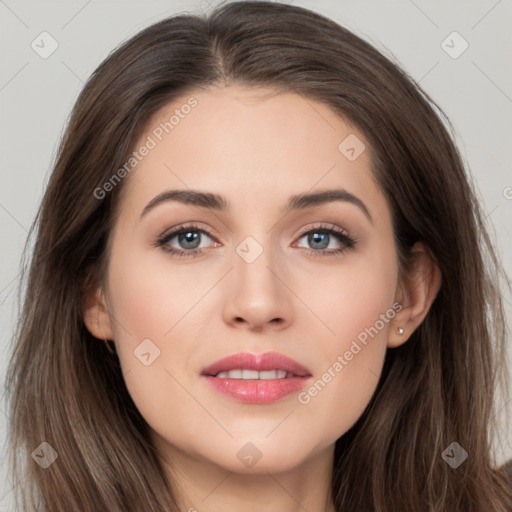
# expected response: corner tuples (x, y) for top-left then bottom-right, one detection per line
(221, 239), (294, 333)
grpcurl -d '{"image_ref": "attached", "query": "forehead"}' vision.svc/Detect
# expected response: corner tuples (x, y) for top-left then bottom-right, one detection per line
(117, 84), (386, 220)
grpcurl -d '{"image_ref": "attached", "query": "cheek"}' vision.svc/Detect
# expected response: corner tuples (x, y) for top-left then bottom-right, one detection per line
(107, 246), (211, 347)
(104, 256), (192, 439)
(104, 246), (218, 417)
(302, 241), (397, 344)
(294, 248), (397, 439)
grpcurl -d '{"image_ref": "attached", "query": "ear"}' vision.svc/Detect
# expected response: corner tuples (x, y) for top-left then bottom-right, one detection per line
(388, 241), (442, 348)
(82, 286), (114, 341)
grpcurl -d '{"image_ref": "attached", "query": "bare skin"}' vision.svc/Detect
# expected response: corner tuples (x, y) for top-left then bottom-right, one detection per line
(84, 84), (441, 512)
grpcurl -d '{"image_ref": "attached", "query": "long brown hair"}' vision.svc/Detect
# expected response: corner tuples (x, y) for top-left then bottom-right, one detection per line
(5, 1), (511, 510)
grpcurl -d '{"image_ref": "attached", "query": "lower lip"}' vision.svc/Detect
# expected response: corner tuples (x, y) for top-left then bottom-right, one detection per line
(203, 375), (311, 404)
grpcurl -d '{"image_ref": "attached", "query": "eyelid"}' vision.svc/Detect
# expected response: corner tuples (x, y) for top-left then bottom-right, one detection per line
(295, 222), (350, 238)
(157, 221), (216, 239)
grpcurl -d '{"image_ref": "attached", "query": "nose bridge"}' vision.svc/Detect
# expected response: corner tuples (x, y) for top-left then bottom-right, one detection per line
(233, 231), (279, 291)
(222, 227), (293, 330)
(230, 204), (277, 271)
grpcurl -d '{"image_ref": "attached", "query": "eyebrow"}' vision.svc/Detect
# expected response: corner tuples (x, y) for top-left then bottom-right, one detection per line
(140, 188), (372, 223)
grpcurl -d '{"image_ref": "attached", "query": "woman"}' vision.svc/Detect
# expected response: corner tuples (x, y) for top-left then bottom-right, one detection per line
(5, 1), (511, 511)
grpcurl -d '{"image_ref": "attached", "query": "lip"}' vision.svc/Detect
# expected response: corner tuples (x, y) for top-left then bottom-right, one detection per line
(201, 351), (312, 404)
(202, 351), (311, 377)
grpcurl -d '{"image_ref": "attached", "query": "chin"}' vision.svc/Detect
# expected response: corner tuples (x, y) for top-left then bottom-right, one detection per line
(201, 437), (319, 474)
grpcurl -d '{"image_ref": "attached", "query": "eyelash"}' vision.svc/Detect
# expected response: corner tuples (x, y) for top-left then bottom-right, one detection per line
(154, 222), (357, 259)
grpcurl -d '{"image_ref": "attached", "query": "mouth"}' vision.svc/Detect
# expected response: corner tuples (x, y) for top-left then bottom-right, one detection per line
(201, 351), (312, 404)
(211, 369), (297, 379)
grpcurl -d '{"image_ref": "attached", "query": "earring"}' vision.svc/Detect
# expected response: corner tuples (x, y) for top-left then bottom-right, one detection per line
(397, 327), (404, 335)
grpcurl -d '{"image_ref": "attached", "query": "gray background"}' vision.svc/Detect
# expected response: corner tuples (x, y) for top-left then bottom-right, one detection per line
(1, 0), (511, 509)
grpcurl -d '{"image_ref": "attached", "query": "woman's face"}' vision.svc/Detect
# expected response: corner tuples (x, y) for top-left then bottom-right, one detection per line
(96, 85), (404, 474)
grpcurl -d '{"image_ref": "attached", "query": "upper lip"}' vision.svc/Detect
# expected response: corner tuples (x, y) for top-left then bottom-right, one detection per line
(202, 351), (312, 377)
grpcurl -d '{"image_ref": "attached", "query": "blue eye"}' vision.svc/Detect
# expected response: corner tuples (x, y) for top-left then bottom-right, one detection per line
(155, 223), (214, 258)
(295, 223), (356, 258)
(155, 222), (356, 258)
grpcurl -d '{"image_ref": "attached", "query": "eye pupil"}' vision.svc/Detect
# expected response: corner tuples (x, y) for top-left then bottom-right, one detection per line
(178, 231), (201, 249)
(309, 232), (329, 250)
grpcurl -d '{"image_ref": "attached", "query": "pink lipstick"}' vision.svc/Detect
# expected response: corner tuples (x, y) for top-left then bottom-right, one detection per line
(201, 351), (312, 404)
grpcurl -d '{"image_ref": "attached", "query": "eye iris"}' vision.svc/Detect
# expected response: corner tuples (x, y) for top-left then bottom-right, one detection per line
(309, 232), (329, 250)
(178, 231), (201, 249)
